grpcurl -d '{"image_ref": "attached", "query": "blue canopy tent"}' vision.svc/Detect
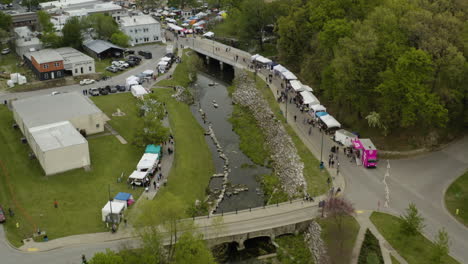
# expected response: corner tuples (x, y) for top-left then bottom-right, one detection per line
(114, 192), (134, 207)
(315, 111), (329, 118)
(145, 144), (161, 154)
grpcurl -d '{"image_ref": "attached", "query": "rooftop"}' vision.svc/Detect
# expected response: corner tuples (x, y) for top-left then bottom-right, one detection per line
(12, 92), (103, 129)
(29, 121), (87, 152)
(83, 39), (124, 54)
(120, 15), (159, 27)
(25, 49), (62, 64)
(56, 47), (94, 64)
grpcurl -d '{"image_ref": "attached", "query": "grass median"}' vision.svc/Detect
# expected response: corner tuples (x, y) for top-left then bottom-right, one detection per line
(0, 105), (141, 247)
(444, 171), (468, 227)
(317, 216), (360, 264)
(370, 212), (459, 264)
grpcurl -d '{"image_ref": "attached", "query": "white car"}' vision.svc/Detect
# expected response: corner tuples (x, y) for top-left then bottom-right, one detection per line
(118, 61), (129, 68)
(80, 79), (95, 86)
(51, 91), (61, 95)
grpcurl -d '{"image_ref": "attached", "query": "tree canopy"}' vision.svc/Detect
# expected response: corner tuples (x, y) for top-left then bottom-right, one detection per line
(61, 17), (83, 49)
(272, 0), (468, 136)
(0, 12), (12, 31)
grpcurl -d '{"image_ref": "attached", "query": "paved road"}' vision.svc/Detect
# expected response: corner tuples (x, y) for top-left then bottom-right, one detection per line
(0, 44), (167, 101)
(180, 36), (468, 262)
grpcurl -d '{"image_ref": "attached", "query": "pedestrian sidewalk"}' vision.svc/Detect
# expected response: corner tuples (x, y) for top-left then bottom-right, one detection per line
(350, 211), (408, 264)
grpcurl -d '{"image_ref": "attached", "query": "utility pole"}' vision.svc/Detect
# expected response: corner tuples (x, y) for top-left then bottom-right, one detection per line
(320, 131), (324, 163)
(108, 184), (112, 222)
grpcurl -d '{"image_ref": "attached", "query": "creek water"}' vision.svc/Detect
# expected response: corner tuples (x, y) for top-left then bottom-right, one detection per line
(189, 63), (271, 213)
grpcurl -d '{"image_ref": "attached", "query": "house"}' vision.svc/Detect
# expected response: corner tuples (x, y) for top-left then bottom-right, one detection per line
(23, 49), (65, 81)
(56, 47), (95, 76)
(83, 39), (125, 59)
(11, 92), (109, 175)
(119, 15), (162, 46)
(14, 26), (43, 57)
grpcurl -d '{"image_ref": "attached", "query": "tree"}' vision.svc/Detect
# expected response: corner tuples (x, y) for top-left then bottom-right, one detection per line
(185, 53), (203, 82)
(110, 31), (130, 47)
(62, 17), (83, 49)
(399, 203), (425, 236)
(89, 249), (124, 264)
(323, 196), (355, 253)
(0, 12), (12, 31)
(234, 0), (272, 51)
(365, 111), (387, 135)
(171, 231), (216, 264)
(432, 228), (450, 262)
(85, 14), (119, 40)
(133, 115), (170, 147)
(40, 32), (63, 48)
(37, 10), (54, 32)
(135, 192), (188, 258)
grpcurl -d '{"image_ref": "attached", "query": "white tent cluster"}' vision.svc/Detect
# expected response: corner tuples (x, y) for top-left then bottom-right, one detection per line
(7, 73), (27, 87)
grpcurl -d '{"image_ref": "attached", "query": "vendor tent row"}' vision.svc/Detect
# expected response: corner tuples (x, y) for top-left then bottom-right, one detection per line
(101, 145), (162, 223)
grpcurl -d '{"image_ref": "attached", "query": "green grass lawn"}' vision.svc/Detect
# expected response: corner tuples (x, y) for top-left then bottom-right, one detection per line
(391, 255), (401, 264)
(370, 212), (460, 264)
(149, 88), (215, 208)
(275, 234), (315, 264)
(0, 106), (142, 247)
(157, 52), (192, 88)
(91, 93), (140, 141)
(252, 73), (329, 196)
(317, 216), (360, 264)
(445, 171), (468, 227)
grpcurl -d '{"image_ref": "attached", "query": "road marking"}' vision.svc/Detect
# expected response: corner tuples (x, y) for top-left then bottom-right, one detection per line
(27, 248), (38, 252)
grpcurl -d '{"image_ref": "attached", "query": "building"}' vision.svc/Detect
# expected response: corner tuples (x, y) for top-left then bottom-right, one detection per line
(119, 15), (161, 45)
(56, 47), (95, 76)
(23, 49), (64, 81)
(10, 12), (38, 30)
(28, 121), (90, 175)
(14, 26), (43, 57)
(83, 39), (125, 59)
(11, 93), (109, 175)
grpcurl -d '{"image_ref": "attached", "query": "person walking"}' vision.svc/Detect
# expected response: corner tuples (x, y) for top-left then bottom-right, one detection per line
(54, 199), (58, 208)
(153, 181), (157, 189)
(294, 115), (297, 122)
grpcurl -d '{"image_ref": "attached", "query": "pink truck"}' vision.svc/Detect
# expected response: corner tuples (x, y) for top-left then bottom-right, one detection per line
(352, 138), (378, 168)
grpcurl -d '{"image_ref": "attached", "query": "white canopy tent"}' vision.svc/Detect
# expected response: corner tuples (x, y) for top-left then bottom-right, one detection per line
(101, 201), (125, 222)
(251, 54), (260, 61)
(320, 115), (341, 129)
(273, 64), (288, 74)
(302, 85), (313, 92)
(167, 23), (183, 31)
(128, 170), (147, 180)
(290, 80), (303, 91)
(126, 75), (139, 89)
(311, 104), (326, 112)
(137, 153), (159, 171)
(255, 56), (272, 64)
(300, 91), (320, 105)
(131, 85), (148, 97)
(203, 31), (215, 38)
(281, 71), (297, 80)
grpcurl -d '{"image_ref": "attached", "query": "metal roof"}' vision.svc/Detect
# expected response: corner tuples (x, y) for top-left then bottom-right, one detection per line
(29, 121), (87, 152)
(56, 47), (93, 65)
(26, 49), (62, 64)
(12, 92), (103, 129)
(83, 39), (124, 54)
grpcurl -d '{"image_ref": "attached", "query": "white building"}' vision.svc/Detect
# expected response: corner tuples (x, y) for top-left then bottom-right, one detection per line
(56, 47), (95, 76)
(14, 27), (42, 57)
(11, 93), (109, 175)
(120, 15), (162, 46)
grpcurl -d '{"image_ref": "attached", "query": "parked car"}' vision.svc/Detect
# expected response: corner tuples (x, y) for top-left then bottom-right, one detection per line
(1, 48), (10, 55)
(118, 61), (129, 68)
(51, 91), (61, 96)
(105, 85), (117, 93)
(126, 49), (135, 55)
(89, 88), (100, 96)
(138, 50), (152, 59)
(116, 85), (126, 92)
(126, 60), (137, 67)
(106, 66), (119, 73)
(0, 206), (6, 223)
(80, 79), (95, 85)
(98, 87), (109, 95)
(128, 55), (142, 62)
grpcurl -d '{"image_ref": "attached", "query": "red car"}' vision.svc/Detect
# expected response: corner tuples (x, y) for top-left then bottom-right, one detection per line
(0, 206), (6, 223)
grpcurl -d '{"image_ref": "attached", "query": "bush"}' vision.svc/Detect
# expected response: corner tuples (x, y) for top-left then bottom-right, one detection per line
(358, 229), (384, 264)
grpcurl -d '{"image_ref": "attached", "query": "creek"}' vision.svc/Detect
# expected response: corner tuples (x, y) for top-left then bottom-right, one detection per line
(189, 62), (271, 213)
